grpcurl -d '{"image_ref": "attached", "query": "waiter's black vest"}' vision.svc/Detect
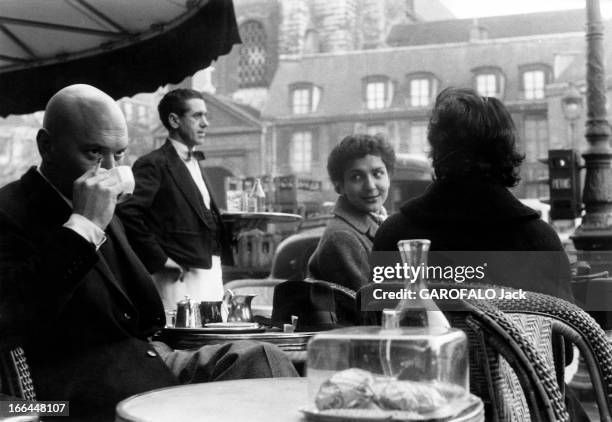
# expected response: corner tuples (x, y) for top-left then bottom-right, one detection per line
(201, 203), (222, 256)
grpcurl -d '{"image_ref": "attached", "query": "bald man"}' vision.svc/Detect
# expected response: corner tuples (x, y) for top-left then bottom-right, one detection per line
(0, 85), (296, 421)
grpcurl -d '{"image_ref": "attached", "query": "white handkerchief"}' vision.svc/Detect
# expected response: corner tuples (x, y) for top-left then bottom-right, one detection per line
(109, 165), (135, 203)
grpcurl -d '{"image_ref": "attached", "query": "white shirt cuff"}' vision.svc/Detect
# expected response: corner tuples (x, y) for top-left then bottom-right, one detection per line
(63, 213), (107, 250)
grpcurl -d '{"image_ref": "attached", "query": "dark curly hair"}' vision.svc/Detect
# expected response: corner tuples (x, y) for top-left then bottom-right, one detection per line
(428, 87), (524, 187)
(327, 133), (395, 188)
(158, 88), (205, 131)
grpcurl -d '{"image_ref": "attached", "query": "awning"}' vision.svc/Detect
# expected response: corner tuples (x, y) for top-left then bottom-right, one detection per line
(0, 0), (241, 117)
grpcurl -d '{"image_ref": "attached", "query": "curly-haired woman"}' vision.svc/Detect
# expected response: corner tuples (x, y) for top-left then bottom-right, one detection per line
(308, 133), (395, 292)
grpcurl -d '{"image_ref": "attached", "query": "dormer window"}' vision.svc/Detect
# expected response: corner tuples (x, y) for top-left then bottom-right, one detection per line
(363, 75), (393, 110)
(290, 83), (321, 114)
(473, 67), (505, 98)
(407, 73), (438, 107)
(476, 74), (496, 96)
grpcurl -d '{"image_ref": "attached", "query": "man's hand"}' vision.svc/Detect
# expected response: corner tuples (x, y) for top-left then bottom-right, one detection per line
(72, 167), (123, 230)
(154, 257), (184, 282)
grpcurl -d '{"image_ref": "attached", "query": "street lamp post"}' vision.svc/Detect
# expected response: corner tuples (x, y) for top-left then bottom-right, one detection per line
(567, 2), (612, 397)
(561, 83), (583, 150)
(572, 0), (612, 257)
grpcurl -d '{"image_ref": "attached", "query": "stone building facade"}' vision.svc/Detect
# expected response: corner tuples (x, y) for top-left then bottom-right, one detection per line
(205, 0), (455, 212)
(213, 0), (452, 109)
(201, 3), (612, 212)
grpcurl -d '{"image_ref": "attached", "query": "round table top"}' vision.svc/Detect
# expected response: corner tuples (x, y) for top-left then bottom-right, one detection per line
(221, 211), (303, 223)
(116, 378), (308, 422)
(115, 378), (484, 422)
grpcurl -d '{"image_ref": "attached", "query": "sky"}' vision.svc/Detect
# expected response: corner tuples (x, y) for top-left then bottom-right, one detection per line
(439, 0), (612, 19)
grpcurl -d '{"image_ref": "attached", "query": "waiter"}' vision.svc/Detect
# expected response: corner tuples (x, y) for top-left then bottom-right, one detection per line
(118, 88), (233, 310)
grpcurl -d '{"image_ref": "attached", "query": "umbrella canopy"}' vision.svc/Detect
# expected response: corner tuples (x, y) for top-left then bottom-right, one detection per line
(0, 0), (241, 117)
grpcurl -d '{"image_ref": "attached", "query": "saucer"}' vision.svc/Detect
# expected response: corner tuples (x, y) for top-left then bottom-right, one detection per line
(205, 322), (260, 329)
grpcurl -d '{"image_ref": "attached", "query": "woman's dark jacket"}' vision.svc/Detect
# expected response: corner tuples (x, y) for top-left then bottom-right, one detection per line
(308, 195), (381, 292)
(373, 179), (574, 302)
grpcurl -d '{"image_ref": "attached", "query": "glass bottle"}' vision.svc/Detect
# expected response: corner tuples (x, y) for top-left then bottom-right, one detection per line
(240, 190), (249, 212)
(246, 179), (258, 212)
(387, 239), (450, 329)
(239, 178), (249, 211)
(253, 178), (266, 212)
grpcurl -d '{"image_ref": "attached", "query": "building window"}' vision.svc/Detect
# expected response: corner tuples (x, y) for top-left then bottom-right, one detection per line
(363, 76), (393, 110)
(290, 83), (321, 114)
(367, 123), (388, 137)
(367, 81), (386, 109)
(290, 131), (312, 173)
(410, 79), (430, 107)
(523, 71), (545, 100)
(409, 121), (429, 156)
(292, 88), (310, 114)
(473, 67), (504, 98)
(476, 74), (497, 96)
(520, 65), (551, 100)
(524, 115), (548, 163)
(399, 121), (428, 154)
(407, 74), (437, 107)
(303, 29), (320, 54)
(238, 20), (267, 88)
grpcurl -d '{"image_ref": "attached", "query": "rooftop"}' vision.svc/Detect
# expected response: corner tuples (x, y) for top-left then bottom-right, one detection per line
(387, 9), (587, 47)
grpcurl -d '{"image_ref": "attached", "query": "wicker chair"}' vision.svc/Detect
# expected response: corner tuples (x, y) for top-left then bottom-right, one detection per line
(0, 343), (36, 400)
(357, 282), (571, 422)
(271, 279), (357, 331)
(485, 289), (612, 422)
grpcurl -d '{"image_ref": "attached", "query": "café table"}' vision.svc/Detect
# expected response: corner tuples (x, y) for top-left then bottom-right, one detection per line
(116, 378), (484, 422)
(220, 211), (302, 280)
(221, 211), (303, 225)
(115, 378), (307, 422)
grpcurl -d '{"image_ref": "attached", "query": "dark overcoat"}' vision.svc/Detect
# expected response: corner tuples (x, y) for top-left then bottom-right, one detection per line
(0, 167), (177, 421)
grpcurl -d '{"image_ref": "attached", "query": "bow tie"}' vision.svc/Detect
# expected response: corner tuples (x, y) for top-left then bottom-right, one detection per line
(187, 150), (206, 161)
